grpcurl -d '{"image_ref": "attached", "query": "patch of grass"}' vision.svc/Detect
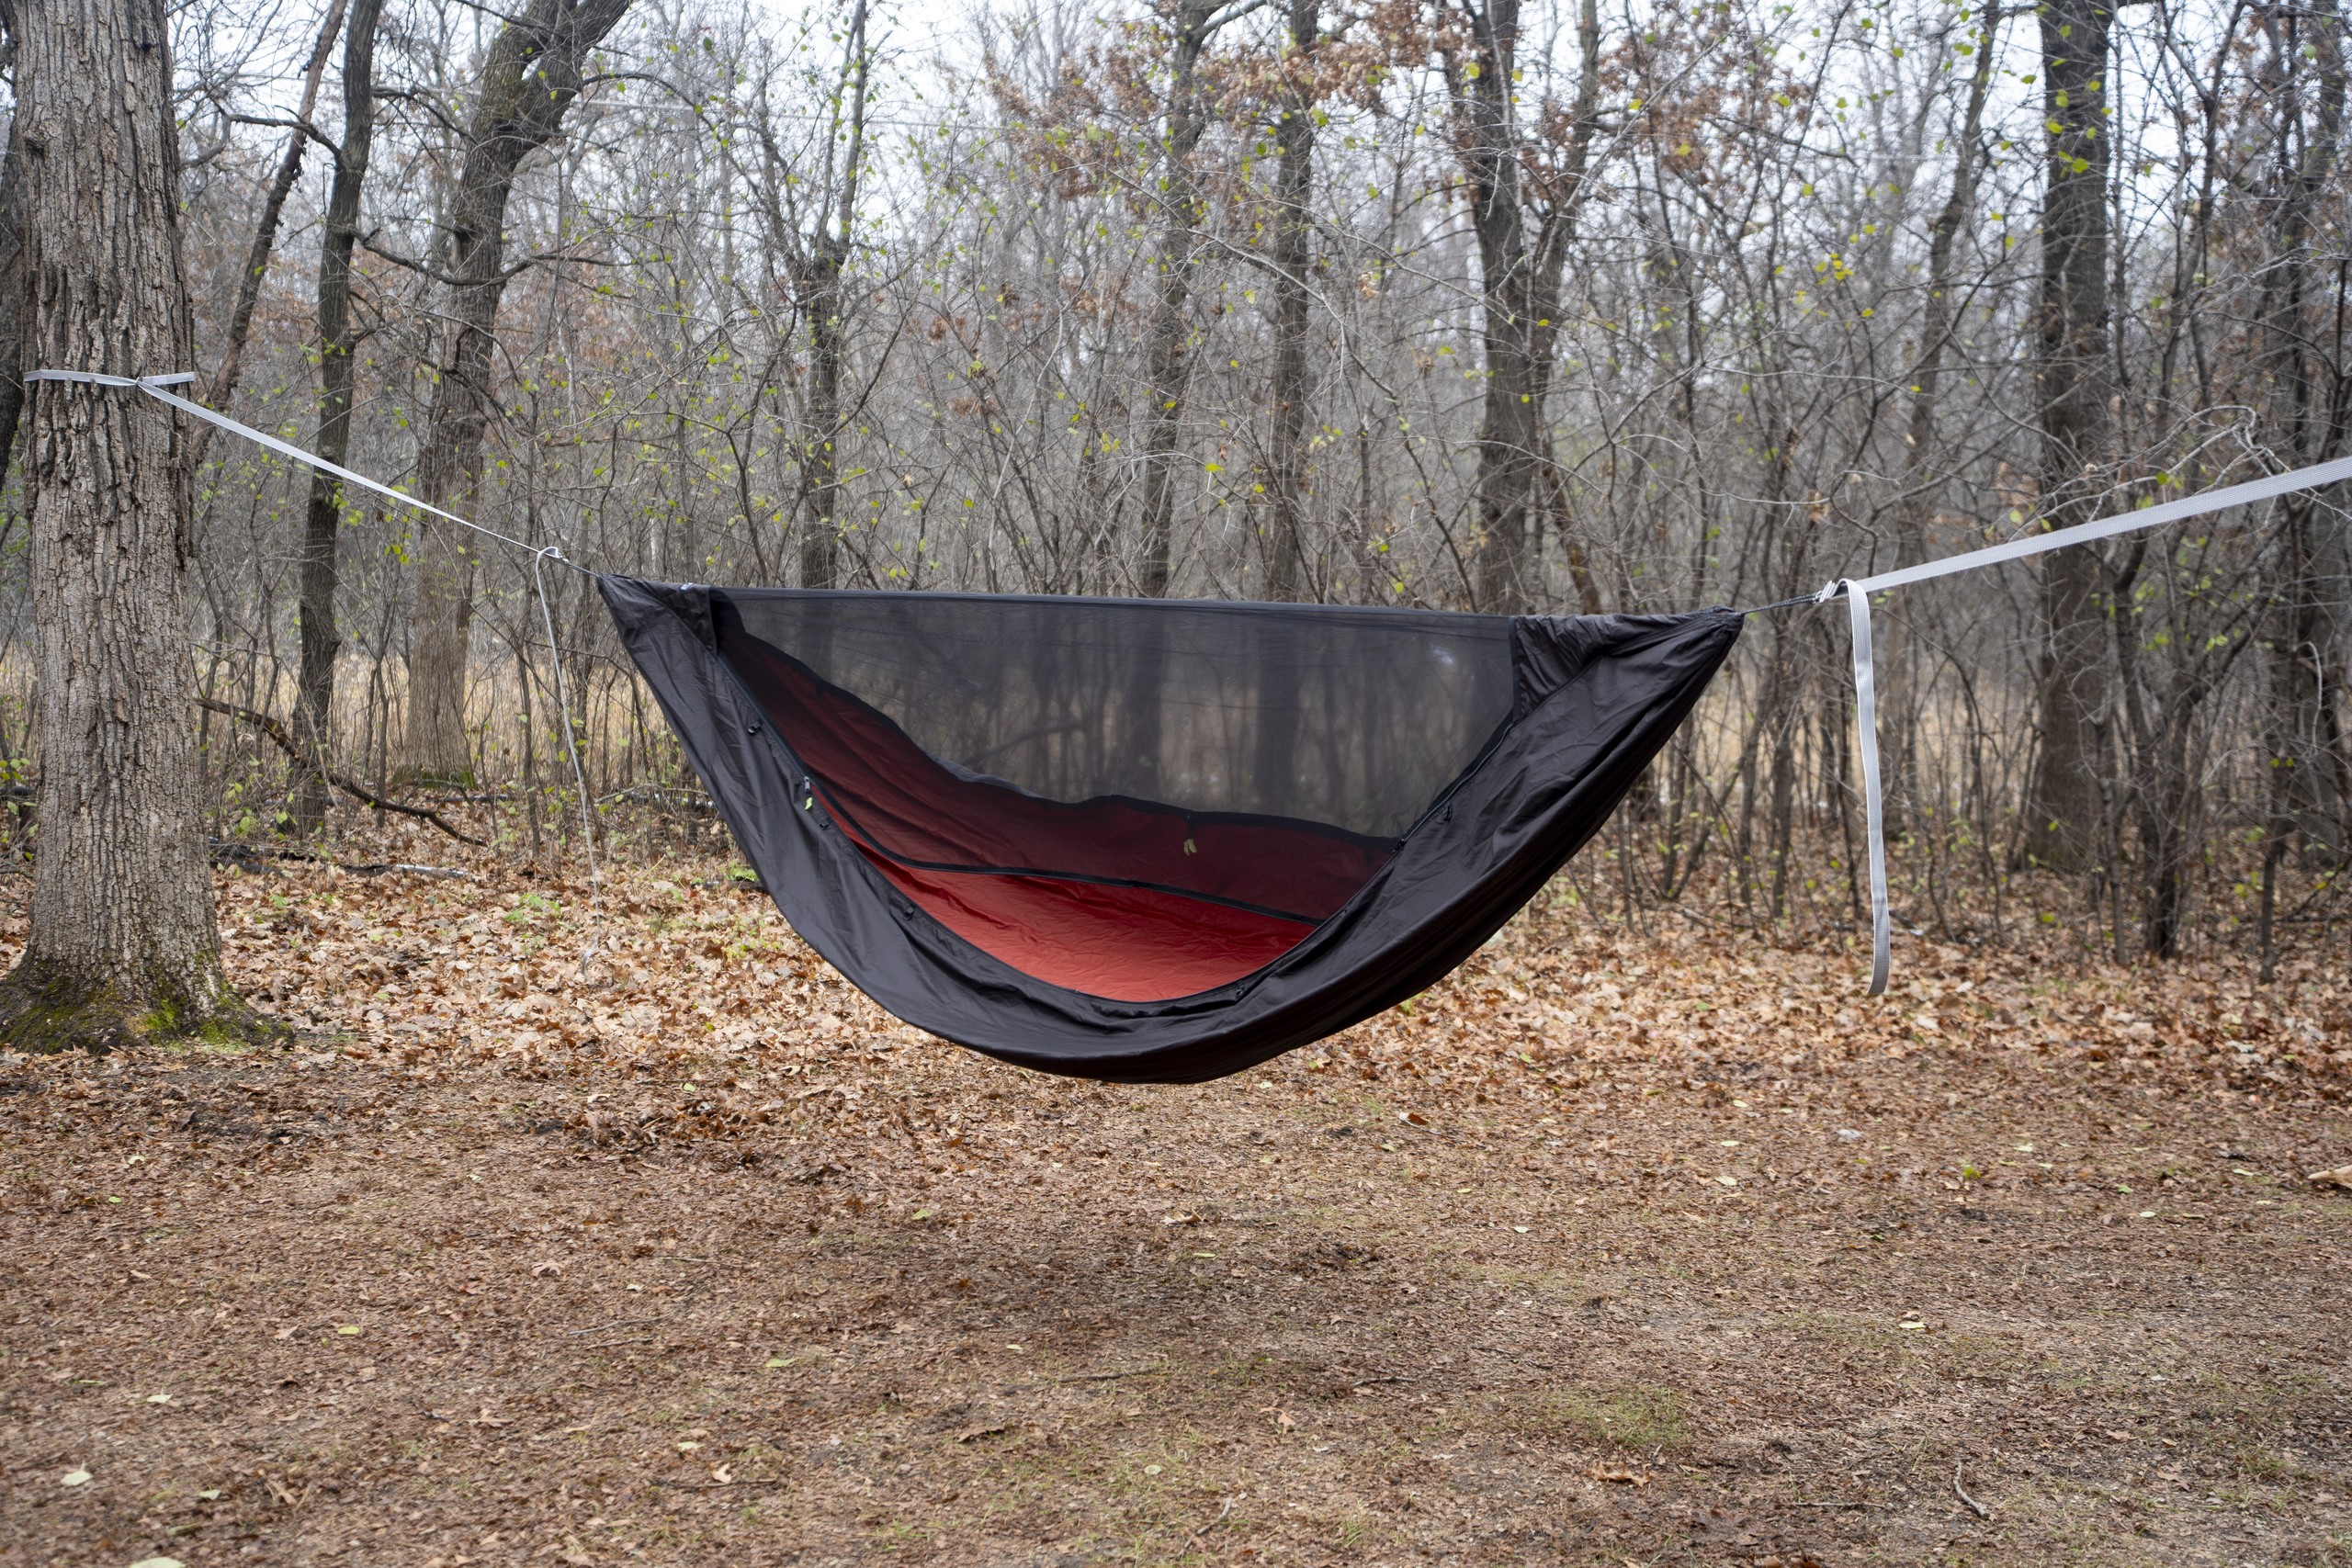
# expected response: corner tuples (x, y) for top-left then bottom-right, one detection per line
(1931, 1329), (2032, 1381)
(1506, 1384), (1690, 1453)
(2233, 1443), (2295, 1481)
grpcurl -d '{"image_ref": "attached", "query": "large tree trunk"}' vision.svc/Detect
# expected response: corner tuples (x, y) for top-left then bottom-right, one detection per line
(1261, 0), (1317, 603)
(2256, 0), (2351, 974)
(401, 0), (631, 782)
(2019, 0), (2117, 870)
(0, 0), (243, 1050)
(1135, 0), (1217, 598)
(291, 0), (385, 830)
(1457, 0), (1537, 614)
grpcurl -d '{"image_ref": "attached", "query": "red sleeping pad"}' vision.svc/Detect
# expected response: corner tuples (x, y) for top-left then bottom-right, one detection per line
(719, 633), (1395, 1000)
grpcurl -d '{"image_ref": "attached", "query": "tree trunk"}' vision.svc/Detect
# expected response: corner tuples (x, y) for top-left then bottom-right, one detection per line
(2261, 0), (2352, 864)
(792, 0), (867, 592)
(0, 0), (244, 1050)
(1449, 0), (1600, 615)
(291, 0), (385, 831)
(401, 0), (631, 782)
(796, 231), (847, 589)
(1261, 0), (1317, 603)
(0, 127), (28, 481)
(1135, 0), (1217, 598)
(2019, 0), (2118, 870)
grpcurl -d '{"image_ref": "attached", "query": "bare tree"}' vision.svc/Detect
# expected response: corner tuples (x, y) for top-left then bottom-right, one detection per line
(185, 0), (350, 473)
(755, 0), (871, 591)
(1136, 0), (1253, 596)
(1435, 0), (1603, 615)
(402, 0), (632, 782)
(1261, 0), (1317, 601)
(2019, 0), (2119, 871)
(291, 0), (386, 829)
(2255, 0), (2351, 974)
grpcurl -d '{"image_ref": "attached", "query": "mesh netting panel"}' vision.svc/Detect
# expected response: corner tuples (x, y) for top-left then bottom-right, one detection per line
(708, 589), (1517, 839)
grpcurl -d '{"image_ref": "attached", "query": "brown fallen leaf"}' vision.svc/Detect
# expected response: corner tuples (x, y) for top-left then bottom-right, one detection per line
(1589, 1466), (1650, 1485)
(2307, 1165), (2352, 1190)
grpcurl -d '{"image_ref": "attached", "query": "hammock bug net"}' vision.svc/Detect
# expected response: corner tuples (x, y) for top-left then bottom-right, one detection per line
(603, 576), (1739, 1082)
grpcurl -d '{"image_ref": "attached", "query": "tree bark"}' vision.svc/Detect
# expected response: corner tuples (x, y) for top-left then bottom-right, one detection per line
(2261, 0), (2351, 867)
(788, 0), (868, 592)
(1135, 0), (1219, 598)
(0, 0), (244, 1049)
(291, 0), (384, 830)
(1261, 0), (1317, 603)
(2254, 0), (2351, 979)
(2020, 0), (2118, 870)
(1447, 0), (1600, 615)
(0, 122), (28, 482)
(401, 0), (631, 782)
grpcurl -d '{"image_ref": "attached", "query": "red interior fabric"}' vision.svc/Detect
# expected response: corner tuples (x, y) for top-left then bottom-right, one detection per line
(858, 862), (1315, 1001)
(719, 630), (1390, 1000)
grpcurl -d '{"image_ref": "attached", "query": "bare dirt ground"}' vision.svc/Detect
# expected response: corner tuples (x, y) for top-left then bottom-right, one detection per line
(3, 821), (2349, 1567)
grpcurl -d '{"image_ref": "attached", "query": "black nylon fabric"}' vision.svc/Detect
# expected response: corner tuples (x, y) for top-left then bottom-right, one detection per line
(600, 575), (1741, 1083)
(706, 587), (1518, 840)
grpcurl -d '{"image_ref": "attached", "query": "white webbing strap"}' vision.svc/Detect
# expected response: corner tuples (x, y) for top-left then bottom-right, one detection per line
(1827, 452), (2352, 994)
(32, 367), (606, 968)
(27, 367), (559, 560)
(1838, 579), (1892, 995)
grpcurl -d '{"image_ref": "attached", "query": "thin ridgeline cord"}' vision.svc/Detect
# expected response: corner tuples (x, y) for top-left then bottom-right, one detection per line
(30, 367), (606, 976)
(1732, 591), (1827, 616)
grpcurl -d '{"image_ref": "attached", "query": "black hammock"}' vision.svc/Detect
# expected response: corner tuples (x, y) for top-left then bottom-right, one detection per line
(601, 577), (1738, 1084)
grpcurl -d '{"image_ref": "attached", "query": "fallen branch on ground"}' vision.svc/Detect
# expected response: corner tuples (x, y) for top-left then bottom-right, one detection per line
(211, 842), (473, 879)
(1953, 1460), (1989, 1519)
(195, 698), (486, 846)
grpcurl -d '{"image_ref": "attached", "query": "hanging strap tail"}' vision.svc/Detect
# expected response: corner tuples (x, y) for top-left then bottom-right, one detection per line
(1826, 449), (2352, 998)
(1841, 581), (1892, 996)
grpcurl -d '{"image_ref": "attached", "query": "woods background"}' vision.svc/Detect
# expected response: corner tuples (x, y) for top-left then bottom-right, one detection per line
(0, 0), (2343, 972)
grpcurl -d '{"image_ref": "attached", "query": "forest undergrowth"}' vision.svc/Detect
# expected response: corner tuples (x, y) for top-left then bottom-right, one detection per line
(2, 809), (2347, 1566)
